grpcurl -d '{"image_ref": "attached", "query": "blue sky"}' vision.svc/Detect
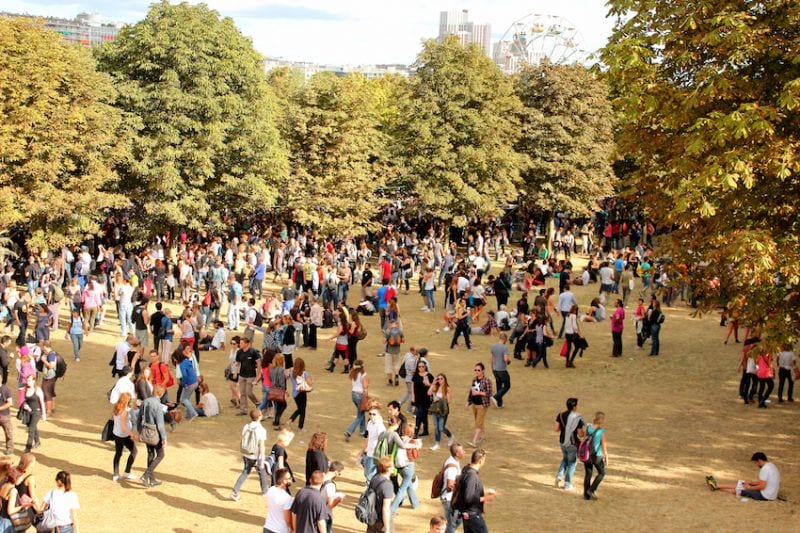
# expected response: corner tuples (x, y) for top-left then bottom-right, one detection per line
(3, 0), (617, 65)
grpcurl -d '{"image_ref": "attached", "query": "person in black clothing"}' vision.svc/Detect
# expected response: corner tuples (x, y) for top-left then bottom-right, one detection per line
(452, 449), (495, 533)
(290, 470), (330, 533)
(0, 336), (10, 385)
(305, 432), (329, 486)
(150, 302), (164, 353)
(516, 293), (529, 317)
(367, 456), (395, 533)
(489, 274), (511, 310)
(235, 337), (261, 415)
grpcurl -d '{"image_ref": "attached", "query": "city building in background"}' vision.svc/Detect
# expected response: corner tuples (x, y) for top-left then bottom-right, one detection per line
(1, 11), (122, 46)
(437, 10), (491, 57)
(264, 57), (412, 80)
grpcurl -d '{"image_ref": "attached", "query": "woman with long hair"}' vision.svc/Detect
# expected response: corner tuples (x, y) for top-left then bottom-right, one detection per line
(347, 310), (364, 370)
(564, 304), (583, 368)
(35, 304), (51, 342)
(11, 453), (40, 512)
(326, 312), (349, 373)
(410, 360), (433, 437)
(269, 353), (288, 428)
(21, 374), (45, 452)
(427, 372), (453, 450)
(304, 432), (329, 486)
(42, 470), (79, 533)
(344, 360), (369, 441)
(226, 336), (242, 409)
(288, 358), (313, 430)
(135, 366), (153, 401)
(257, 349), (276, 416)
(111, 392), (138, 481)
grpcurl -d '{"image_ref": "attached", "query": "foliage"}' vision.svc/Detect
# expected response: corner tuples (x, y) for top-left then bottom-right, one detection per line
(96, 1), (287, 240)
(603, 0), (800, 344)
(273, 72), (390, 235)
(0, 17), (128, 248)
(514, 62), (616, 215)
(400, 37), (524, 221)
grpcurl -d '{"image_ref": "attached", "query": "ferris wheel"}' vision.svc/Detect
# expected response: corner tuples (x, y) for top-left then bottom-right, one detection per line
(494, 14), (589, 73)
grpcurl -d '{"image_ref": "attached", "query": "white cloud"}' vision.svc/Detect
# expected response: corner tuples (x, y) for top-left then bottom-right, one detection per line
(3, 0), (616, 65)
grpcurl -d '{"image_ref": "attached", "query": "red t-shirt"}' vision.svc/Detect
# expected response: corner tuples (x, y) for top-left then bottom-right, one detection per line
(380, 260), (391, 280)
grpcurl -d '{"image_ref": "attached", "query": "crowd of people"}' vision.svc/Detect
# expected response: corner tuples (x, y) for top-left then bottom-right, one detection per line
(0, 210), (792, 531)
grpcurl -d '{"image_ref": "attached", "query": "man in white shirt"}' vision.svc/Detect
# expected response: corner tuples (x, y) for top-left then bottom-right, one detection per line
(599, 263), (615, 304)
(109, 366), (136, 404)
(556, 285), (577, 338)
(231, 409), (269, 501)
(360, 406), (386, 482)
(710, 451), (780, 501)
(117, 278), (134, 337)
(777, 349), (796, 402)
(264, 468), (294, 533)
(244, 298), (258, 342)
(114, 336), (133, 377)
(442, 443), (465, 533)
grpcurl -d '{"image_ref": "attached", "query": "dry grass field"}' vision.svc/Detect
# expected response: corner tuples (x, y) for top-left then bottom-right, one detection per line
(16, 265), (799, 532)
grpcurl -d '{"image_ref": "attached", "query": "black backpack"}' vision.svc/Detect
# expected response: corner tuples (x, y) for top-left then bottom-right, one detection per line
(55, 353), (67, 379)
(355, 478), (388, 525)
(253, 311), (264, 328)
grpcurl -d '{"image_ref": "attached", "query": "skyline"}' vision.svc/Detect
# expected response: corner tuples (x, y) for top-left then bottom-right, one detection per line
(3, 1), (617, 65)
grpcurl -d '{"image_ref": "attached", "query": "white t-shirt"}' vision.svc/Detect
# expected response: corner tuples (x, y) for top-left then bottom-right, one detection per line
(201, 393), (220, 417)
(365, 418), (387, 457)
(351, 373), (366, 394)
(600, 267), (614, 285)
(211, 328), (226, 350)
(777, 351), (795, 370)
(242, 421), (267, 459)
(759, 462), (780, 500)
(264, 485), (293, 533)
(117, 284), (133, 305)
(441, 456), (460, 502)
(456, 276), (470, 293)
(44, 489), (80, 527)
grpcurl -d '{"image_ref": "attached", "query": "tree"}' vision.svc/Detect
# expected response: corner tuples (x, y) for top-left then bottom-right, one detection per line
(603, 0), (800, 343)
(514, 62), (616, 216)
(275, 72), (389, 235)
(0, 18), (128, 248)
(400, 37), (524, 221)
(96, 1), (287, 240)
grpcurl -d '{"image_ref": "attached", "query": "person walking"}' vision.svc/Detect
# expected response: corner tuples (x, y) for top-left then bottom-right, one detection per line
(449, 296), (472, 350)
(756, 350), (775, 408)
(65, 308), (84, 362)
(140, 384), (167, 487)
(490, 334), (511, 407)
(288, 357), (313, 431)
(554, 397), (584, 491)
(648, 300), (665, 356)
(411, 360), (433, 438)
(41, 471), (80, 533)
(264, 468), (294, 533)
(0, 379), (12, 455)
(610, 299), (625, 357)
(111, 392), (138, 481)
(269, 354), (288, 428)
(777, 346), (796, 402)
(21, 373), (45, 452)
(366, 456), (395, 533)
(582, 412), (608, 501)
(344, 360), (369, 441)
(564, 305), (583, 368)
(382, 318), (404, 386)
(441, 443), (465, 533)
(451, 449), (496, 533)
(235, 337), (261, 416)
(360, 402), (386, 482)
(178, 345), (199, 421)
(230, 408), (268, 502)
(466, 363), (492, 448)
(390, 421), (423, 516)
(556, 284), (577, 338)
(428, 373), (453, 450)
(304, 432), (329, 486)
(290, 470), (330, 533)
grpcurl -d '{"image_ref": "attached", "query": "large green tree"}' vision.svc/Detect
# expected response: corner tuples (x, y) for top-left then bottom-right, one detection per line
(96, 1), (287, 240)
(0, 18), (127, 248)
(514, 62), (616, 215)
(603, 0), (800, 343)
(400, 37), (524, 220)
(274, 72), (389, 235)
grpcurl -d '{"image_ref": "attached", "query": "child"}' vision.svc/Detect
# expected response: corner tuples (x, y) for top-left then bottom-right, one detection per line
(200, 320), (226, 351)
(196, 382), (220, 417)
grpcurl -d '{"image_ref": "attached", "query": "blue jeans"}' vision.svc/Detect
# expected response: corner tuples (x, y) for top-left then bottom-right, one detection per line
(390, 463), (419, 514)
(182, 383), (199, 419)
(337, 283), (349, 304)
(119, 302), (132, 336)
(362, 454), (377, 482)
(650, 323), (661, 355)
(557, 444), (578, 485)
(443, 500), (462, 533)
(232, 456), (269, 496)
(433, 414), (452, 444)
(346, 392), (366, 436)
(425, 289), (435, 310)
(258, 384), (271, 412)
(69, 333), (83, 359)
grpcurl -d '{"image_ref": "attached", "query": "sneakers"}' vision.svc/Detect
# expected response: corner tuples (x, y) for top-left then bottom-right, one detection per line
(447, 435), (455, 447)
(344, 432), (351, 443)
(430, 443), (440, 451)
(230, 491), (241, 502)
(112, 474), (120, 482)
(140, 473), (150, 486)
(554, 476), (562, 488)
(149, 478), (162, 487)
(124, 473), (136, 480)
(706, 475), (718, 491)
(563, 483), (575, 491)
(490, 396), (498, 407)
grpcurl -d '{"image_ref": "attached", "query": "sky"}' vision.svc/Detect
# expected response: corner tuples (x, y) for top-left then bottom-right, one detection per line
(3, 0), (617, 65)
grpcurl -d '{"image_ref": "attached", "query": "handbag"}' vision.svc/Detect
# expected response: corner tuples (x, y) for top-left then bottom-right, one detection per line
(430, 398), (450, 417)
(34, 506), (57, 532)
(140, 422), (160, 446)
(10, 493), (33, 531)
(296, 375), (313, 393)
(544, 336), (554, 348)
(16, 408), (31, 426)
(101, 419), (114, 442)
(358, 394), (371, 412)
(560, 340), (568, 358)
(267, 387), (286, 402)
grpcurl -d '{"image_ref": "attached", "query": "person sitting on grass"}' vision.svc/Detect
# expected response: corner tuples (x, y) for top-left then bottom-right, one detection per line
(581, 298), (606, 322)
(199, 320), (226, 351)
(706, 452), (780, 501)
(471, 310), (499, 336)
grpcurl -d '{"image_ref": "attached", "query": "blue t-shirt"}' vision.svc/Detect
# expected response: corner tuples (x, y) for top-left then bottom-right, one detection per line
(614, 258), (625, 273)
(179, 358), (198, 386)
(376, 286), (388, 310)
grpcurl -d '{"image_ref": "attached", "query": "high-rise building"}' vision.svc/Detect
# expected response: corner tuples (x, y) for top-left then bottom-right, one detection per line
(1, 12), (122, 46)
(437, 10), (491, 57)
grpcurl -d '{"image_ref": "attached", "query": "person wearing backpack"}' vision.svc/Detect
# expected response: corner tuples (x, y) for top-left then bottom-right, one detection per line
(436, 442), (465, 533)
(451, 449), (495, 533)
(360, 403), (386, 482)
(358, 456), (394, 533)
(582, 412), (608, 501)
(230, 408), (268, 502)
(554, 397), (585, 491)
(382, 319), (404, 386)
